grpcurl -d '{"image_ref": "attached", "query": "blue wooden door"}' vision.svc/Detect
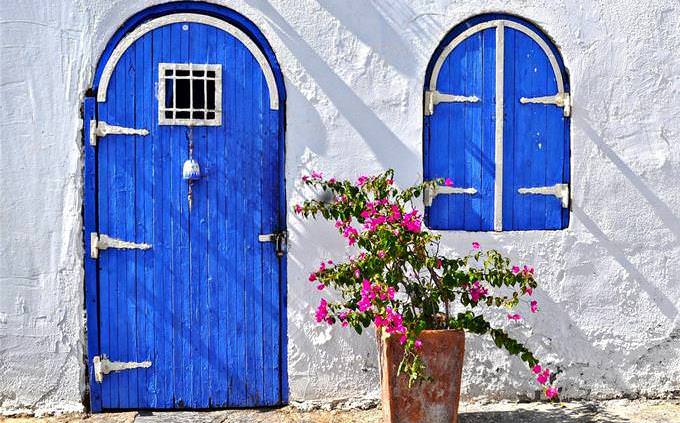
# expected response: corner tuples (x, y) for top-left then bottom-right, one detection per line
(424, 15), (570, 231)
(90, 13), (285, 409)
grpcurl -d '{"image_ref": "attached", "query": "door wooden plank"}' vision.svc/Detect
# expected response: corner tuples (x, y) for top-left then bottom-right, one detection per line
(187, 22), (208, 408)
(214, 25), (230, 406)
(502, 27), (517, 229)
(135, 32), (154, 407)
(463, 31), (482, 230)
(124, 41), (139, 410)
(97, 77), (112, 409)
(203, 25), (220, 406)
(480, 28), (496, 231)
(232, 36), (248, 407)
(83, 97), (102, 412)
(151, 25), (170, 409)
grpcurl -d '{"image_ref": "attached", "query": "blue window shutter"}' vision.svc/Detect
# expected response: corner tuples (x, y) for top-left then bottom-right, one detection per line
(424, 14), (570, 231)
(502, 25), (570, 230)
(425, 28), (496, 231)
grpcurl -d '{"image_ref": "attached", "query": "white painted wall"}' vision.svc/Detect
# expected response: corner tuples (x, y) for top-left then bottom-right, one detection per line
(1, 0), (679, 414)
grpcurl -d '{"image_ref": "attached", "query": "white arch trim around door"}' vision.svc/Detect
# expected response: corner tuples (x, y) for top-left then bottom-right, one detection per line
(428, 19), (566, 95)
(97, 13), (280, 110)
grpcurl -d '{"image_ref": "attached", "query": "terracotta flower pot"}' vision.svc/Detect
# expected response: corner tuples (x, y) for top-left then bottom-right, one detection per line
(378, 329), (465, 423)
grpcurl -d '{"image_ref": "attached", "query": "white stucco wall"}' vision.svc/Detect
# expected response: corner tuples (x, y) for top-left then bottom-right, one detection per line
(1, 0), (679, 414)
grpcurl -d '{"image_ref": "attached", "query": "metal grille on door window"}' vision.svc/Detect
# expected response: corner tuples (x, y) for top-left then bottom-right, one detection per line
(158, 63), (222, 126)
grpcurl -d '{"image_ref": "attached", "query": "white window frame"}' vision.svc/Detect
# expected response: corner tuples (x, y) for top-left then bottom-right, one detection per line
(158, 62), (223, 126)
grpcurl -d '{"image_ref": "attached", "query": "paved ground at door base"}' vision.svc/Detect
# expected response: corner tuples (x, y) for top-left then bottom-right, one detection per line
(2, 399), (679, 422)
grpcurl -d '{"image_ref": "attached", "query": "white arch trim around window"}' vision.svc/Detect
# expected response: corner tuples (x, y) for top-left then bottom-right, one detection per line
(97, 13), (279, 110)
(428, 19), (566, 95)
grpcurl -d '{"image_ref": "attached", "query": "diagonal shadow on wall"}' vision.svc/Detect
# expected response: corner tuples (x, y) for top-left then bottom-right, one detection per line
(245, 0), (418, 170)
(575, 114), (680, 244)
(572, 205), (678, 322)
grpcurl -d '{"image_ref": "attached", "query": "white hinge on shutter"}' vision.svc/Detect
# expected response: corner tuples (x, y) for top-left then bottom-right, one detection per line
(424, 90), (480, 116)
(424, 185), (478, 207)
(93, 355), (152, 383)
(519, 92), (571, 117)
(90, 233), (151, 259)
(518, 183), (569, 208)
(89, 120), (149, 146)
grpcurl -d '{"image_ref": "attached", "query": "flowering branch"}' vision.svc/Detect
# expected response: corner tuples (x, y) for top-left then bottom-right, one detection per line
(295, 169), (561, 399)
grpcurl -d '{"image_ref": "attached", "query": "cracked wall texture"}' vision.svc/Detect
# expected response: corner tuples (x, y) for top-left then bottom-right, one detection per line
(1, 0), (679, 414)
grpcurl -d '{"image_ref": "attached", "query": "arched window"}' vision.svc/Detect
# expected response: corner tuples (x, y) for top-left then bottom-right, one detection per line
(423, 14), (570, 231)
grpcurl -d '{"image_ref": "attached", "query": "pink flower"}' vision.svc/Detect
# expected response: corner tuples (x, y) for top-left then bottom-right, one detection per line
(545, 386), (559, 399)
(386, 178), (393, 185)
(354, 268), (361, 279)
(512, 265), (520, 274)
(328, 178), (336, 184)
(294, 204), (303, 214)
(315, 299), (328, 323)
(436, 259), (442, 269)
(302, 175), (309, 182)
(524, 265), (535, 274)
(387, 205), (402, 223)
(338, 311), (349, 321)
(530, 300), (538, 313)
(358, 296), (372, 312)
(444, 178), (454, 187)
(399, 335), (407, 345)
(327, 259), (334, 265)
(469, 281), (488, 302)
(357, 175), (369, 186)
(377, 250), (386, 259)
(414, 339), (423, 349)
(342, 226), (359, 245)
(311, 170), (323, 179)
(374, 316), (385, 327)
(308, 273), (317, 282)
(472, 241), (480, 250)
(525, 287), (533, 296)
(537, 369), (550, 385)
(387, 287), (395, 300)
(317, 284), (325, 290)
(401, 211), (422, 233)
(507, 313), (522, 321)
(532, 364), (542, 374)
(341, 321), (348, 327)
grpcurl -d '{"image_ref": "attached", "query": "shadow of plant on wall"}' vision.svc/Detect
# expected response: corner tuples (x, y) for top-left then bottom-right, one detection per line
(459, 402), (631, 423)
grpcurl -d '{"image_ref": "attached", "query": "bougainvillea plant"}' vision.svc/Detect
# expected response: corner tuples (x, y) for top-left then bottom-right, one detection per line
(294, 169), (561, 399)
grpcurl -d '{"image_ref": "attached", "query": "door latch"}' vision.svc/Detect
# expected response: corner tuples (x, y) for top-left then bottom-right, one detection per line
(258, 231), (288, 257)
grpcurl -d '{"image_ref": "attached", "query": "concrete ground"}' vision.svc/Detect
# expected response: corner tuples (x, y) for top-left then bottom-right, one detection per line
(2, 399), (679, 423)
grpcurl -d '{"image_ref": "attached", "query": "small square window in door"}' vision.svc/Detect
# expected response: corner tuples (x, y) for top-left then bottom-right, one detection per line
(158, 63), (222, 126)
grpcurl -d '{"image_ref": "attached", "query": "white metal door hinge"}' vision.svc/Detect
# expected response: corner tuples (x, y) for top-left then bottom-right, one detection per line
(519, 92), (571, 117)
(518, 183), (570, 208)
(90, 233), (151, 259)
(89, 120), (149, 146)
(93, 355), (152, 383)
(424, 90), (480, 116)
(424, 185), (478, 206)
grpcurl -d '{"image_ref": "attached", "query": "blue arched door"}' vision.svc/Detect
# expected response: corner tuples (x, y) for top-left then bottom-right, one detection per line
(83, 4), (286, 410)
(424, 15), (570, 231)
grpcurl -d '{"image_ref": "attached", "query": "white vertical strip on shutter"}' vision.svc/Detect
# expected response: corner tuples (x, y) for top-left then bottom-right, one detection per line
(494, 22), (505, 232)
